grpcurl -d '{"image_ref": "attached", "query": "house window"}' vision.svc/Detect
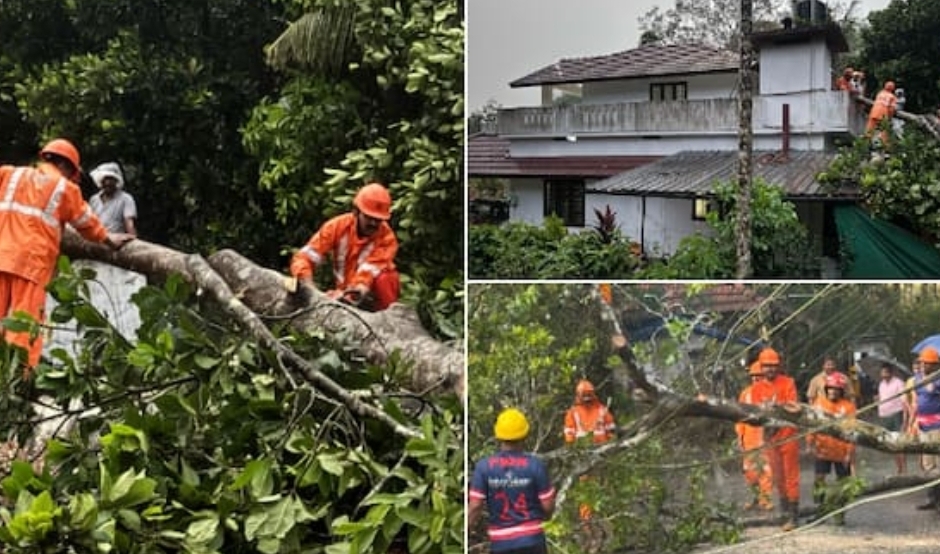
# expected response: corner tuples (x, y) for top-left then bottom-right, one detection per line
(692, 196), (715, 221)
(544, 180), (585, 227)
(650, 82), (688, 102)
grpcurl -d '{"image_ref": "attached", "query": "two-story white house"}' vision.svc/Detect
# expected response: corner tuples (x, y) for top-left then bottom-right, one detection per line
(469, 21), (866, 272)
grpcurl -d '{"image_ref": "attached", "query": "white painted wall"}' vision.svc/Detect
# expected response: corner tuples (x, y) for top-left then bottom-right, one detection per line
(508, 132), (825, 158)
(508, 178), (545, 224)
(582, 73), (737, 104)
(45, 261), (145, 359)
(584, 194), (711, 256)
(759, 39), (832, 94)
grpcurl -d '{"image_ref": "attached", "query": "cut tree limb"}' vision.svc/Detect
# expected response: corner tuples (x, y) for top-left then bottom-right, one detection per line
(60, 231), (464, 399)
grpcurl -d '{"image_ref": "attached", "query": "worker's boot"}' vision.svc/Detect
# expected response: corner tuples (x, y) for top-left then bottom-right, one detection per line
(782, 500), (798, 532)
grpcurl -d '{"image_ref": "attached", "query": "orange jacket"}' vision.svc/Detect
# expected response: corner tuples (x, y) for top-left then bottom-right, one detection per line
(767, 373), (798, 440)
(564, 402), (615, 444)
(808, 396), (856, 463)
(736, 380), (775, 450)
(0, 163), (108, 285)
(869, 89), (897, 122)
(289, 212), (397, 290)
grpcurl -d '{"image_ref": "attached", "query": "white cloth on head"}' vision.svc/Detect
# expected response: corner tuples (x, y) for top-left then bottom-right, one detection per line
(89, 162), (125, 189)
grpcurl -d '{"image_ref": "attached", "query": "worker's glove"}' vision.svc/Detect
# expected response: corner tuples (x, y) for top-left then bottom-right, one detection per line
(285, 276), (316, 304)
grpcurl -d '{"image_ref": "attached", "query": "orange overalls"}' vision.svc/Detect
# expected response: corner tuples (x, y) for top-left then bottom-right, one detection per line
(564, 402), (615, 520)
(765, 373), (800, 506)
(0, 163), (108, 369)
(289, 212), (400, 310)
(736, 379), (775, 509)
(866, 89), (897, 143)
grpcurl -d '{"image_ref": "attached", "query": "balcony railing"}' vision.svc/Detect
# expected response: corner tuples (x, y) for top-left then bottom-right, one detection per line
(497, 91), (859, 138)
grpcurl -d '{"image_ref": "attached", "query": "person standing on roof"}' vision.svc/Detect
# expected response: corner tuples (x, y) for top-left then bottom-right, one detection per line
(736, 361), (775, 512)
(564, 379), (616, 552)
(89, 162), (137, 235)
(759, 347), (802, 531)
(0, 139), (134, 370)
(912, 347), (940, 511)
(835, 67), (854, 92)
(866, 80), (898, 145)
(469, 408), (556, 554)
(289, 182), (399, 311)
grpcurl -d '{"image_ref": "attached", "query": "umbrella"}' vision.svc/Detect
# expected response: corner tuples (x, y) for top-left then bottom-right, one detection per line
(855, 352), (910, 381)
(911, 334), (940, 355)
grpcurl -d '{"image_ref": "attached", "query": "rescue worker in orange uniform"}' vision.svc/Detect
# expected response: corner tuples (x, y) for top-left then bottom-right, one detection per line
(0, 139), (134, 370)
(866, 80), (898, 146)
(835, 67), (854, 92)
(759, 347), (802, 531)
(736, 361), (775, 511)
(563, 379), (616, 551)
(807, 372), (856, 525)
(289, 183), (400, 311)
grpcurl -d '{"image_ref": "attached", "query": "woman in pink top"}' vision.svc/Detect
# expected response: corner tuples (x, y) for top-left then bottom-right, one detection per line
(877, 365), (908, 475)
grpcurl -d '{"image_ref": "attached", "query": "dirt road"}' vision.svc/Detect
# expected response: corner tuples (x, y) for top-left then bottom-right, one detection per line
(695, 448), (940, 554)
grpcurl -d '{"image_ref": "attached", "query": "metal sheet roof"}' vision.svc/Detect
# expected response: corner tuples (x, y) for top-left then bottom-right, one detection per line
(510, 43), (739, 88)
(587, 150), (853, 198)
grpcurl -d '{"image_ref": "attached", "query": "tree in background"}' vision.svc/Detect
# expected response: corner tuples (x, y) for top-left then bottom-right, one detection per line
(858, 0), (940, 113)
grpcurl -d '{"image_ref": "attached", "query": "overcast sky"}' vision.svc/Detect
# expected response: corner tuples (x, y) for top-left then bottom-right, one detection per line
(467, 0), (895, 112)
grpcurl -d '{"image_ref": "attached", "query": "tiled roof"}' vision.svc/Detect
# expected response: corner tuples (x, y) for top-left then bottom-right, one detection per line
(587, 150), (855, 198)
(510, 43), (739, 88)
(467, 134), (660, 178)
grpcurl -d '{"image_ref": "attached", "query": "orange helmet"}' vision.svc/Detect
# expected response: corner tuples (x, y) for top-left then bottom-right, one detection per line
(758, 347), (780, 365)
(39, 138), (81, 172)
(748, 361), (763, 376)
(824, 371), (848, 390)
(353, 183), (392, 220)
(920, 347), (940, 364)
(575, 379), (596, 402)
(884, 81), (896, 92)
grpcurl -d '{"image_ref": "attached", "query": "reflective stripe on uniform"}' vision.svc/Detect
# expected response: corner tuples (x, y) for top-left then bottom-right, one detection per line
(357, 243), (380, 276)
(0, 168), (65, 233)
(334, 234), (348, 285)
(299, 245), (322, 265)
(488, 520), (544, 540)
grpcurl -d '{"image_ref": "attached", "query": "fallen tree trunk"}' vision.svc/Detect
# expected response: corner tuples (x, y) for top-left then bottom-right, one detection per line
(854, 95), (940, 141)
(60, 231), (464, 399)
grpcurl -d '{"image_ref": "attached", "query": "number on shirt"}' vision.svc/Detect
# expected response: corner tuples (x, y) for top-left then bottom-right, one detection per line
(493, 490), (530, 521)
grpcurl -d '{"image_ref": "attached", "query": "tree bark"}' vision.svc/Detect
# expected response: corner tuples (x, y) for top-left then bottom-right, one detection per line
(854, 95), (940, 140)
(60, 231), (464, 399)
(735, 0), (755, 279)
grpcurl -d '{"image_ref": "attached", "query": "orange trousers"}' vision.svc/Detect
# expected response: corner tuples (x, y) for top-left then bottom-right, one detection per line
(0, 272), (47, 369)
(767, 436), (800, 503)
(742, 449), (773, 502)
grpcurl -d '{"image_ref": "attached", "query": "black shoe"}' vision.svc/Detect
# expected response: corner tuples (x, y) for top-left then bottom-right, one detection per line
(916, 501), (937, 511)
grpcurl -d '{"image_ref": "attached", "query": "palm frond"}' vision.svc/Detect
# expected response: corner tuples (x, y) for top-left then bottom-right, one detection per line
(265, 6), (358, 75)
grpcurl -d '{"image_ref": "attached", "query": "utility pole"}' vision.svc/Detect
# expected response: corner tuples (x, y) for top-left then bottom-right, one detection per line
(735, 0), (755, 279)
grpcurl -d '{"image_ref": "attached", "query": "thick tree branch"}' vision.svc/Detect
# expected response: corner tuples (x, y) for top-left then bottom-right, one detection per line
(60, 231), (464, 399)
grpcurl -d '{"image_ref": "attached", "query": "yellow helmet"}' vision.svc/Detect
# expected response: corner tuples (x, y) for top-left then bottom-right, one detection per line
(494, 408), (530, 441)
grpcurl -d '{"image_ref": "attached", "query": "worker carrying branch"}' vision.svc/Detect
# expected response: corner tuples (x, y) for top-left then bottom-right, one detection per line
(289, 182), (400, 311)
(0, 139), (134, 370)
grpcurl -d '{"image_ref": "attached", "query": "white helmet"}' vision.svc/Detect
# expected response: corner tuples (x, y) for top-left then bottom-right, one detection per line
(90, 162), (125, 189)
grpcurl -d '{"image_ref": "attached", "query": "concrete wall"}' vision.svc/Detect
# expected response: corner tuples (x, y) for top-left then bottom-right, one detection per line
(508, 178), (545, 224)
(582, 73), (737, 104)
(45, 261), (145, 359)
(759, 39), (832, 94)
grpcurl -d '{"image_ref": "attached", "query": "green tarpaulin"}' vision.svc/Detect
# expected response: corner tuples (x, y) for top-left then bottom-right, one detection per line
(835, 205), (940, 278)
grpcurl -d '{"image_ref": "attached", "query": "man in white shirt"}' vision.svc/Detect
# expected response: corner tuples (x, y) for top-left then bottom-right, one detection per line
(89, 162), (137, 235)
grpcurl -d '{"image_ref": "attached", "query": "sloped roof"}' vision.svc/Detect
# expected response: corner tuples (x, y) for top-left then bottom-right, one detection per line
(587, 150), (854, 198)
(510, 43), (739, 88)
(467, 133), (660, 178)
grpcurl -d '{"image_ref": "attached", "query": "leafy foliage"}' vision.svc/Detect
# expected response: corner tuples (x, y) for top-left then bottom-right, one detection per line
(0, 264), (463, 553)
(858, 0), (940, 113)
(469, 217), (639, 279)
(468, 284), (742, 553)
(638, 178), (819, 279)
(820, 130), (940, 246)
